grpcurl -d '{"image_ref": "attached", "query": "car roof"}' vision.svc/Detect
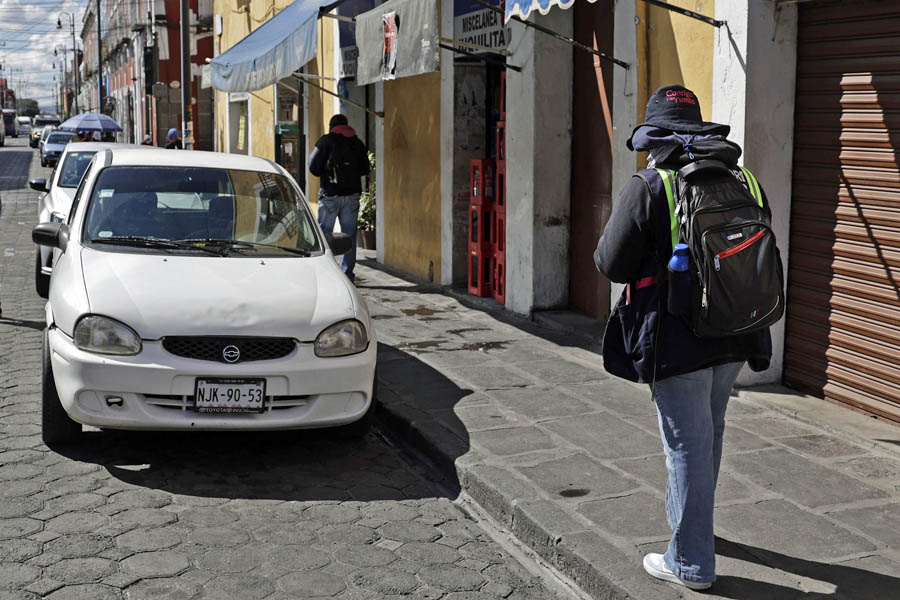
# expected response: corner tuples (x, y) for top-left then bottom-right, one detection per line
(107, 148), (280, 173)
(65, 142), (143, 152)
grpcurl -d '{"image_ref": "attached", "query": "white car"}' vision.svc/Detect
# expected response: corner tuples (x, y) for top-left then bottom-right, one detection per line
(33, 148), (376, 444)
(31, 142), (133, 297)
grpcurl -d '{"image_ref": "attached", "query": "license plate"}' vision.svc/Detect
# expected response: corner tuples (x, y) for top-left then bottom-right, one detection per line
(194, 378), (266, 413)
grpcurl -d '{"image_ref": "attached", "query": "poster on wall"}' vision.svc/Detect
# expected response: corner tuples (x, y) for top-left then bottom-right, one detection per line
(454, 0), (511, 52)
(355, 0), (440, 86)
(382, 11), (399, 81)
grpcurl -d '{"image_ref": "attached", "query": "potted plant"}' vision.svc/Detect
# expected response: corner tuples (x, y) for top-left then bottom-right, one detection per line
(358, 152), (377, 250)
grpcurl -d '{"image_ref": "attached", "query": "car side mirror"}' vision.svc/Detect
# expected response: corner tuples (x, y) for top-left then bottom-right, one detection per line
(325, 232), (353, 256)
(29, 178), (48, 192)
(32, 222), (68, 251)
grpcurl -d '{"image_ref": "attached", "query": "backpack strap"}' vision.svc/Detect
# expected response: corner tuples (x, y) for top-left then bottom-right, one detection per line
(637, 168), (679, 261)
(739, 167), (764, 208)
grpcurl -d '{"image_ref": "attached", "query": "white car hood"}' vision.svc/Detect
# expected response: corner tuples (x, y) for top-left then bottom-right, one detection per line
(80, 249), (355, 341)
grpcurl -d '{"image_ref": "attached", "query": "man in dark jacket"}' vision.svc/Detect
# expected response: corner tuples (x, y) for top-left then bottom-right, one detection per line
(308, 114), (369, 282)
(594, 84), (774, 591)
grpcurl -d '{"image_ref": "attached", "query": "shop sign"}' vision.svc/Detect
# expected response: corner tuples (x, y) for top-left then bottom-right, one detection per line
(454, 0), (511, 51)
(339, 0), (374, 80)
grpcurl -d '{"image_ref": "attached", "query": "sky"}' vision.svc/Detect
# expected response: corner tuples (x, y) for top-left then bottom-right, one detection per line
(0, 0), (91, 113)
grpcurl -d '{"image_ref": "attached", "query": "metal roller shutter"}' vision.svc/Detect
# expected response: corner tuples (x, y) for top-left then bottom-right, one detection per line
(785, 0), (900, 423)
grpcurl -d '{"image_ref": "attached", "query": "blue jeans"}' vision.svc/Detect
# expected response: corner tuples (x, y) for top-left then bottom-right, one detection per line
(652, 361), (744, 584)
(318, 194), (359, 281)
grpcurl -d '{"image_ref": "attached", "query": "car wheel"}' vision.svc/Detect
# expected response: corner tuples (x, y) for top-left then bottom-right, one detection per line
(335, 370), (378, 439)
(40, 159), (45, 167)
(42, 329), (82, 445)
(35, 252), (50, 298)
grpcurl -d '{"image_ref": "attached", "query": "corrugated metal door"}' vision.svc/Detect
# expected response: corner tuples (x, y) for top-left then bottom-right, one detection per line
(785, 0), (900, 422)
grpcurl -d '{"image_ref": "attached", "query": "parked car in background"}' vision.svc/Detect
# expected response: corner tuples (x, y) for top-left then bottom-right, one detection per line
(30, 142), (135, 297)
(38, 126), (56, 152)
(32, 148), (375, 443)
(17, 116), (32, 137)
(40, 130), (74, 167)
(2, 109), (17, 137)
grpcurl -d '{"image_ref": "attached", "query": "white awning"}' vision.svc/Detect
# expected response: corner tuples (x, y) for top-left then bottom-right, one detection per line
(505, 0), (587, 22)
(209, 0), (334, 93)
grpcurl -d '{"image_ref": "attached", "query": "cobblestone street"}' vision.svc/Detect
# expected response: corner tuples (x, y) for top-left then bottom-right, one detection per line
(0, 138), (564, 600)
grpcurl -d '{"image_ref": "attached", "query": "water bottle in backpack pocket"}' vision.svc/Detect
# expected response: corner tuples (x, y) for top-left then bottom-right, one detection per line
(667, 243), (692, 319)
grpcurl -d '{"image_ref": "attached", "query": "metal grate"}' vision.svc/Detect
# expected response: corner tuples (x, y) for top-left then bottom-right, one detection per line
(161, 337), (296, 363)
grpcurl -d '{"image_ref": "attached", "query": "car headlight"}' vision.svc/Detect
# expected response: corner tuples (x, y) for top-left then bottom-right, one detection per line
(314, 319), (368, 357)
(73, 315), (142, 355)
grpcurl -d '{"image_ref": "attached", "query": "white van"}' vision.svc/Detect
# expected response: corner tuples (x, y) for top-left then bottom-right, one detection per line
(16, 116), (32, 136)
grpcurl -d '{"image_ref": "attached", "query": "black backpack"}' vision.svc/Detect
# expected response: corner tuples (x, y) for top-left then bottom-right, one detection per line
(326, 135), (364, 190)
(646, 160), (785, 338)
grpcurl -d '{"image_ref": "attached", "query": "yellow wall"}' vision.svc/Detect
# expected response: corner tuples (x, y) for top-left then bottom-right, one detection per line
(383, 73), (442, 283)
(306, 17), (339, 207)
(636, 0), (715, 167)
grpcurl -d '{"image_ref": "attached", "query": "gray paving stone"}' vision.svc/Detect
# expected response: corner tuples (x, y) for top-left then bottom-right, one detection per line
(348, 567), (420, 595)
(725, 449), (888, 508)
(199, 573), (275, 599)
(731, 416), (818, 439)
(418, 565), (485, 592)
(542, 413), (660, 459)
(577, 491), (670, 539)
(0, 497), (43, 519)
(395, 541), (460, 564)
(46, 534), (115, 558)
(509, 360), (606, 385)
(277, 571), (347, 597)
(517, 454), (638, 500)
(804, 554), (900, 600)
(779, 431), (872, 458)
(0, 538), (42, 562)
(0, 563), (41, 589)
(332, 543), (397, 567)
(826, 503), (900, 548)
(563, 380), (656, 417)
(837, 456), (900, 480)
(716, 500), (876, 561)
(120, 551), (191, 578)
(378, 521), (441, 543)
(723, 425), (775, 453)
(123, 578), (199, 600)
(0, 517), (43, 539)
(487, 387), (595, 421)
(44, 558), (117, 585)
(450, 404), (518, 432)
(446, 365), (534, 389)
(471, 427), (557, 456)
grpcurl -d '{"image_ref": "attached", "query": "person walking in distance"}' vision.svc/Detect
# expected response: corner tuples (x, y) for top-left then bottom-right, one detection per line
(308, 114), (370, 283)
(593, 84), (782, 590)
(165, 128), (183, 149)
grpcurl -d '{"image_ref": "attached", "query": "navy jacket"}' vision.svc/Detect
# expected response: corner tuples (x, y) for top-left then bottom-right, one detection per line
(594, 139), (773, 383)
(308, 125), (369, 198)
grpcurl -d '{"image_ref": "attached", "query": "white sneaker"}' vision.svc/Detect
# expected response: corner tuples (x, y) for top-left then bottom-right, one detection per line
(642, 553), (712, 590)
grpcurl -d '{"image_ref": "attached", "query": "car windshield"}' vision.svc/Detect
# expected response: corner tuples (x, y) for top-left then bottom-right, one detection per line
(58, 151), (97, 188)
(47, 132), (73, 144)
(82, 166), (321, 256)
(34, 118), (59, 127)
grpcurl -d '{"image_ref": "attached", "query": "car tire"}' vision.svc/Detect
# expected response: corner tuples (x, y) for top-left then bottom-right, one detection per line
(335, 370), (378, 439)
(42, 329), (82, 445)
(40, 159), (45, 167)
(35, 252), (50, 298)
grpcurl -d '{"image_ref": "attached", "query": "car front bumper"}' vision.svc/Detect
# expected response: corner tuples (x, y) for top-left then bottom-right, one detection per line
(48, 327), (377, 431)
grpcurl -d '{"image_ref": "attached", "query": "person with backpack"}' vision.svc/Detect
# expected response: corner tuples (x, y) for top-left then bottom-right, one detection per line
(308, 114), (370, 282)
(593, 84), (784, 591)
(165, 128), (183, 149)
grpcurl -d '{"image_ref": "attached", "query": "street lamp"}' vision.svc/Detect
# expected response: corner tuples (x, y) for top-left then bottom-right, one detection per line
(58, 12), (80, 114)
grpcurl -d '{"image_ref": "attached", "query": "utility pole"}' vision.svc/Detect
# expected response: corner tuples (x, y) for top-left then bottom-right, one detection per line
(180, 0), (191, 149)
(96, 0), (102, 113)
(59, 12), (80, 114)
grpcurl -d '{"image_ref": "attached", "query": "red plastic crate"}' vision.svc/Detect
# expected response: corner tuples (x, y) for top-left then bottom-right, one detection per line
(495, 121), (506, 165)
(499, 71), (506, 119)
(468, 247), (493, 297)
(469, 159), (494, 206)
(490, 250), (506, 305)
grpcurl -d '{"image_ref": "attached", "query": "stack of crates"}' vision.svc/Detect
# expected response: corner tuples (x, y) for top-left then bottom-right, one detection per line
(467, 158), (494, 297)
(490, 72), (507, 304)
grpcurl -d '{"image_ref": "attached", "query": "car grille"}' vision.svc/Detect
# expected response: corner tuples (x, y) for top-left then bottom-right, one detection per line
(161, 337), (296, 363)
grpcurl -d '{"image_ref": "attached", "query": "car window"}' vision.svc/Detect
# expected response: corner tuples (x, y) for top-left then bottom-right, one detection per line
(47, 132), (74, 144)
(58, 151), (98, 188)
(82, 166), (321, 256)
(67, 157), (97, 226)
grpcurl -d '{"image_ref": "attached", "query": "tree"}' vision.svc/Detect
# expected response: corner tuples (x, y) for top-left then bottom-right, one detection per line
(18, 99), (39, 117)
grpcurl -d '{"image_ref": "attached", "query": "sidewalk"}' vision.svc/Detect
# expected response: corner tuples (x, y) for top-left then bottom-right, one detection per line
(354, 252), (900, 600)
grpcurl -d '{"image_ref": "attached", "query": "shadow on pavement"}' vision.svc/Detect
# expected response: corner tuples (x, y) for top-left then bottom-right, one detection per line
(713, 537), (899, 600)
(0, 316), (45, 331)
(49, 346), (472, 503)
